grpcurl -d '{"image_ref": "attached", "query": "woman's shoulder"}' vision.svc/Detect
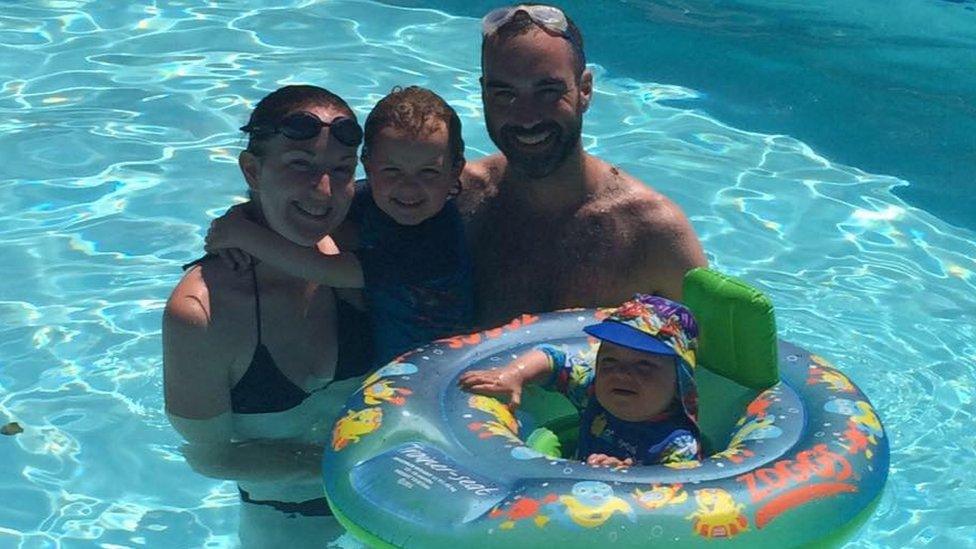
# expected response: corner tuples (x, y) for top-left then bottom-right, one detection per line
(166, 263), (213, 331)
(164, 258), (249, 338)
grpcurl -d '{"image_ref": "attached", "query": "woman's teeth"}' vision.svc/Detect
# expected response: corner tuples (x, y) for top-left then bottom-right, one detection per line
(295, 203), (329, 217)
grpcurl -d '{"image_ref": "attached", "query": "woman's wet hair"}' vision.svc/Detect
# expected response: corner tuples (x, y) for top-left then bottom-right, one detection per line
(242, 85), (355, 154)
(361, 86), (464, 166)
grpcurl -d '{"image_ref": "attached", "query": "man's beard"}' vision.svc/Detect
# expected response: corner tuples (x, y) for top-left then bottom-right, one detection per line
(488, 116), (582, 179)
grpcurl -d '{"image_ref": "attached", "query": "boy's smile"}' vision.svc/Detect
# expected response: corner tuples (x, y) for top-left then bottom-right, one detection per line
(365, 123), (461, 226)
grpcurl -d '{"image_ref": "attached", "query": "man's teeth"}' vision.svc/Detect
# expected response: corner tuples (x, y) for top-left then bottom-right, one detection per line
(515, 131), (552, 145)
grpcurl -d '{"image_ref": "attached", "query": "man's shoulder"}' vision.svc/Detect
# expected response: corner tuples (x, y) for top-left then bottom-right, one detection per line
(457, 154), (506, 217)
(584, 164), (688, 237)
(580, 160), (707, 298)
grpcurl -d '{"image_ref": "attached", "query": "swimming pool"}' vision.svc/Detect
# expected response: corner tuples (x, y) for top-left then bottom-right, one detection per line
(0, 1), (973, 547)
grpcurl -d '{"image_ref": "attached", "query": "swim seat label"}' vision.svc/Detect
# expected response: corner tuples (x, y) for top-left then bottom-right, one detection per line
(350, 442), (509, 525)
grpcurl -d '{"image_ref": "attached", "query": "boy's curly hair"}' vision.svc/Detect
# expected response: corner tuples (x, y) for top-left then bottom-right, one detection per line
(362, 86), (464, 165)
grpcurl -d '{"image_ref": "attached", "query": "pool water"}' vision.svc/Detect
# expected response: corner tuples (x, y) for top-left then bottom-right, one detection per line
(0, 1), (973, 547)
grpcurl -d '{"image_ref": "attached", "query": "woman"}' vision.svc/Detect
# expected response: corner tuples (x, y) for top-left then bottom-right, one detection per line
(163, 85), (369, 547)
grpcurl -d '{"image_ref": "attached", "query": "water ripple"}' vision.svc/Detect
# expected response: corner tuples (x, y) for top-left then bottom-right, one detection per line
(0, 0), (973, 547)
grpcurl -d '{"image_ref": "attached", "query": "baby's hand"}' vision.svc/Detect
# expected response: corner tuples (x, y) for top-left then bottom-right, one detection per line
(586, 454), (634, 468)
(458, 367), (525, 410)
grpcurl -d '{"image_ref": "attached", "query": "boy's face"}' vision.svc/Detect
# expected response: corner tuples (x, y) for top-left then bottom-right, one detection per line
(364, 122), (461, 226)
(594, 342), (677, 422)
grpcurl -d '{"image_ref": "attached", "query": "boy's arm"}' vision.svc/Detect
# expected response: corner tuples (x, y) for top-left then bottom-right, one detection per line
(206, 208), (364, 288)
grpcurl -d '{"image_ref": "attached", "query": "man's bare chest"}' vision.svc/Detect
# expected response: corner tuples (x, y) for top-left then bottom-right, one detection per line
(472, 213), (638, 319)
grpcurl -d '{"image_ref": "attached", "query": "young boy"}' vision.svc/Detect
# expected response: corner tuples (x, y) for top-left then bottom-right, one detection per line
(207, 86), (473, 365)
(459, 294), (700, 467)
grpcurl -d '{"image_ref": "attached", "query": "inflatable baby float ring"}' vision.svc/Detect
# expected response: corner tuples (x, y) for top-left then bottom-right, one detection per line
(323, 269), (889, 547)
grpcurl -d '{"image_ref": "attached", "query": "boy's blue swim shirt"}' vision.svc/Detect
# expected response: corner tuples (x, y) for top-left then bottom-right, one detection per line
(537, 343), (700, 465)
(348, 183), (475, 365)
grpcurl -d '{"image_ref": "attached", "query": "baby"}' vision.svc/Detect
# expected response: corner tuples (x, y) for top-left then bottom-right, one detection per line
(460, 294), (700, 467)
(207, 86), (473, 365)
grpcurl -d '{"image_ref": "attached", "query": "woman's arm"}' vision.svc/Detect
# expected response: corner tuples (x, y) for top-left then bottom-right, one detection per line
(173, 420), (323, 484)
(206, 205), (364, 288)
(162, 267), (324, 483)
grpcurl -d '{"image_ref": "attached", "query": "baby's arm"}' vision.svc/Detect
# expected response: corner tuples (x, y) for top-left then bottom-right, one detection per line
(457, 349), (553, 409)
(206, 206), (364, 288)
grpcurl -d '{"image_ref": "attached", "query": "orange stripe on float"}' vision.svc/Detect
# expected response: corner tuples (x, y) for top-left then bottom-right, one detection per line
(755, 483), (857, 529)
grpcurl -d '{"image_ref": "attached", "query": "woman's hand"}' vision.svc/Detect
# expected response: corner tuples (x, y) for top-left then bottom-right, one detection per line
(458, 367), (526, 410)
(586, 454), (634, 468)
(205, 204), (255, 271)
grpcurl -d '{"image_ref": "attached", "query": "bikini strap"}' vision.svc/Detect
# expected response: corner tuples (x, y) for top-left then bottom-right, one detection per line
(251, 267), (263, 343)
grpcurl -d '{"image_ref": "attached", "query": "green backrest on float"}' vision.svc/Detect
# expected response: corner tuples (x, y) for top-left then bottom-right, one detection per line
(520, 267), (780, 457)
(682, 267), (779, 452)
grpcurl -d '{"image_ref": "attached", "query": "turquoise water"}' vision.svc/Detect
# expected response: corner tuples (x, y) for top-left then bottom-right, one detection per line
(0, 1), (974, 547)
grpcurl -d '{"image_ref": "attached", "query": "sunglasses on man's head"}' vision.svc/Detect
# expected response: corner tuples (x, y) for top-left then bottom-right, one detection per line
(240, 112), (363, 147)
(482, 5), (570, 39)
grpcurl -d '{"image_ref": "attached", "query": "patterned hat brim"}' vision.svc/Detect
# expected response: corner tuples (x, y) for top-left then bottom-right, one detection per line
(583, 321), (677, 358)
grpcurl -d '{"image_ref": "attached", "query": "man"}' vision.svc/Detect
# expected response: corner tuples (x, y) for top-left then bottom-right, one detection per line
(459, 4), (707, 327)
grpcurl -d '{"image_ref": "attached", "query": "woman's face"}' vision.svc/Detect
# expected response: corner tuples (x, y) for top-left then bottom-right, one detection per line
(239, 104), (358, 246)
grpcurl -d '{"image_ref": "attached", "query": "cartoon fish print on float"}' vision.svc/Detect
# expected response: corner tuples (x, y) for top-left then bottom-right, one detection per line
(489, 494), (558, 530)
(555, 481), (635, 529)
(712, 416), (784, 464)
(663, 459), (702, 470)
(467, 394), (521, 443)
(331, 407), (383, 451)
(632, 484), (688, 511)
(686, 488), (749, 539)
(363, 379), (413, 406)
(825, 398), (885, 459)
(744, 389), (776, 420)
(360, 362), (418, 390)
(807, 355), (855, 393)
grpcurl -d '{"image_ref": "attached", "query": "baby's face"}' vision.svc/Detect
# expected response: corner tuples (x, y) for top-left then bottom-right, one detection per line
(594, 342), (677, 422)
(364, 122), (460, 226)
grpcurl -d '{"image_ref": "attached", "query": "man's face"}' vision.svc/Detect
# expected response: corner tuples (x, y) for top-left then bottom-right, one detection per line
(481, 28), (592, 179)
